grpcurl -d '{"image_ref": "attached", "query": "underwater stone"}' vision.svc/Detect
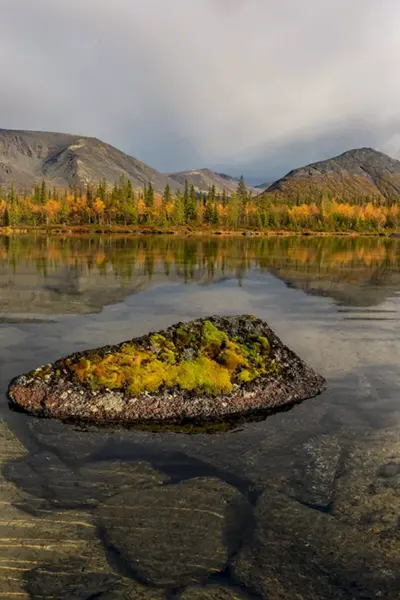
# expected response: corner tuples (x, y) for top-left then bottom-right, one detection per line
(232, 487), (400, 599)
(98, 476), (251, 587)
(7, 315), (326, 428)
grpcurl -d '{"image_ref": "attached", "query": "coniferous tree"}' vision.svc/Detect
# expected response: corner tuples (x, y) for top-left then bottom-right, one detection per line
(183, 179), (190, 222)
(173, 190), (185, 225)
(236, 176), (248, 226)
(162, 183), (172, 224)
(40, 180), (47, 205)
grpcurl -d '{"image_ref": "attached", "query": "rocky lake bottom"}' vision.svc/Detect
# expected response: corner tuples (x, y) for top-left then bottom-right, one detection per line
(0, 234), (399, 599)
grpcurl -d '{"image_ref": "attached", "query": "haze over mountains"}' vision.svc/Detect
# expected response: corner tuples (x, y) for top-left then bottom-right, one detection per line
(168, 169), (253, 194)
(1, 128), (400, 203)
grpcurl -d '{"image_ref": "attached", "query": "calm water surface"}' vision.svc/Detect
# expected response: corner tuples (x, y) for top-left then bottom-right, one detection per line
(0, 235), (399, 599)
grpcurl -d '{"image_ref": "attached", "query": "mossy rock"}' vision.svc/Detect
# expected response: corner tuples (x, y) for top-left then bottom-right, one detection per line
(7, 315), (326, 429)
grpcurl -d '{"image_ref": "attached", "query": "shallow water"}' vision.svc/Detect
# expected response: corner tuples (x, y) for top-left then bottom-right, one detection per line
(0, 234), (399, 599)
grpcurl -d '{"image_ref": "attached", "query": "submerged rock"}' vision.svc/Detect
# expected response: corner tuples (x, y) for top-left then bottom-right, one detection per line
(332, 427), (400, 536)
(5, 451), (168, 510)
(25, 558), (165, 599)
(7, 315), (326, 428)
(284, 434), (342, 509)
(26, 418), (109, 462)
(98, 476), (252, 587)
(179, 584), (252, 599)
(232, 488), (400, 599)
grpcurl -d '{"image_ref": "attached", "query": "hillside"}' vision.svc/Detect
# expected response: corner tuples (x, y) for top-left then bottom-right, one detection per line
(0, 128), (182, 193)
(261, 147), (400, 202)
(168, 168), (254, 194)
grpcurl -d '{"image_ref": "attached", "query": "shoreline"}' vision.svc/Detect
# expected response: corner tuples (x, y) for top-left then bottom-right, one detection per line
(0, 226), (398, 238)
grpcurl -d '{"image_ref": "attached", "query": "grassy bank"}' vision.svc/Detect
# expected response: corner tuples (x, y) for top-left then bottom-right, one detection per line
(0, 225), (398, 237)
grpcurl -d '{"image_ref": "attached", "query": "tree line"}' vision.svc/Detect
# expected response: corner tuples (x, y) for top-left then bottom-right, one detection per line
(0, 175), (399, 232)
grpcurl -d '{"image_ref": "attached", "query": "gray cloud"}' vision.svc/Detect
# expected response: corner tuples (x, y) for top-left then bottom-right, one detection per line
(1, 0), (400, 178)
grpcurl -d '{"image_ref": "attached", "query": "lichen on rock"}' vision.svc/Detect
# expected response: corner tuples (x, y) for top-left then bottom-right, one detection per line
(7, 315), (326, 428)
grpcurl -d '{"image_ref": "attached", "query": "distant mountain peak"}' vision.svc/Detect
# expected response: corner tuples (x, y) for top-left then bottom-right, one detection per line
(258, 146), (400, 202)
(168, 168), (250, 193)
(0, 128), (182, 193)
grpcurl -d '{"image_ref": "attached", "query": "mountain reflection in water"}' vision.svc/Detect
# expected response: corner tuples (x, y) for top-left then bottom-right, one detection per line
(0, 234), (399, 316)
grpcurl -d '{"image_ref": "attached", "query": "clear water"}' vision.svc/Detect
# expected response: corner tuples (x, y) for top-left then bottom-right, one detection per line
(0, 235), (399, 599)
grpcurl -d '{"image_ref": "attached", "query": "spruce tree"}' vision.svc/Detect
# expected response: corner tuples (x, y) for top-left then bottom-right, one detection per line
(173, 190), (185, 226)
(236, 175), (247, 226)
(146, 182), (154, 209)
(40, 180), (47, 205)
(183, 179), (190, 222)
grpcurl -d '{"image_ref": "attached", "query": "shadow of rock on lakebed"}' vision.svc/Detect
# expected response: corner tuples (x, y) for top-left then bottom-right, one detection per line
(2, 414), (400, 599)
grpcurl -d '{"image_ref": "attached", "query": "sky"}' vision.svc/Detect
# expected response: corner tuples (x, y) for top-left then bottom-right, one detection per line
(1, 0), (400, 182)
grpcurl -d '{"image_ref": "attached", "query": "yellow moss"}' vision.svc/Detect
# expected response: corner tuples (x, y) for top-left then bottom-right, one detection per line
(159, 348), (176, 364)
(237, 369), (253, 383)
(66, 321), (278, 397)
(127, 358), (172, 395)
(174, 356), (233, 395)
(149, 333), (167, 350)
(217, 340), (248, 371)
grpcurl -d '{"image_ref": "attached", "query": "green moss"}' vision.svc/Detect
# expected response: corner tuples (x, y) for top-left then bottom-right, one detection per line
(201, 320), (227, 356)
(175, 325), (192, 346)
(66, 320), (279, 397)
(258, 336), (270, 351)
(149, 333), (167, 351)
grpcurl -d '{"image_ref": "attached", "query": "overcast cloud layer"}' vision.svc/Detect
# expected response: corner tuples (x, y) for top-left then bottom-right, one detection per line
(1, 0), (400, 180)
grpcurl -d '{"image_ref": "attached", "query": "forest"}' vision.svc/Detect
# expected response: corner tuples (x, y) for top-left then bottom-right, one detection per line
(0, 175), (399, 233)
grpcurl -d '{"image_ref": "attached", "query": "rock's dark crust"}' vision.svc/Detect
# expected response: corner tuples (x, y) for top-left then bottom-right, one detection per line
(7, 315), (326, 429)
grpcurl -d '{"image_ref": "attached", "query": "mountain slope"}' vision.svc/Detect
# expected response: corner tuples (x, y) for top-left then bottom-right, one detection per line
(261, 148), (400, 202)
(0, 129), (182, 192)
(168, 168), (255, 194)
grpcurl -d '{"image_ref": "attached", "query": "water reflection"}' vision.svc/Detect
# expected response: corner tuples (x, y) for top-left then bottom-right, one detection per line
(0, 234), (399, 599)
(0, 235), (399, 316)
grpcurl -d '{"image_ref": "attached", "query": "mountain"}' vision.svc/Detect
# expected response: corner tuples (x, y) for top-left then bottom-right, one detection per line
(0, 128), (182, 192)
(168, 168), (256, 194)
(261, 147), (400, 202)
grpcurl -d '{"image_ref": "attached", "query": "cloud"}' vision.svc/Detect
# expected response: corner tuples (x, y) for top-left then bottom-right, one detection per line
(1, 0), (400, 176)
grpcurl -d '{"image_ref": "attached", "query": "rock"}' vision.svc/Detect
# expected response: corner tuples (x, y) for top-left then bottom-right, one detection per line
(25, 558), (121, 599)
(178, 584), (252, 599)
(78, 459), (169, 505)
(8, 315), (326, 428)
(5, 451), (168, 510)
(333, 427), (400, 535)
(27, 418), (108, 462)
(232, 488), (400, 599)
(0, 421), (119, 600)
(25, 559), (165, 600)
(283, 434), (342, 509)
(99, 476), (252, 587)
(4, 450), (90, 509)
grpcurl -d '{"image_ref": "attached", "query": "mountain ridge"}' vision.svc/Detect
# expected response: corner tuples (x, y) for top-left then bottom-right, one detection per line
(0, 128), (185, 193)
(167, 168), (258, 194)
(259, 147), (400, 202)
(1, 129), (400, 204)
(0, 128), (253, 195)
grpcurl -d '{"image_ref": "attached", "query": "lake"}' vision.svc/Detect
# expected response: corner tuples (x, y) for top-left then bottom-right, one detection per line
(0, 234), (399, 599)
